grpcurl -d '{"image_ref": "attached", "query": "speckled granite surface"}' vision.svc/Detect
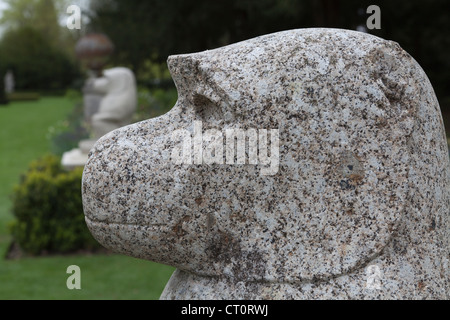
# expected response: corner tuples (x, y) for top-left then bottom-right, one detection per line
(82, 28), (450, 299)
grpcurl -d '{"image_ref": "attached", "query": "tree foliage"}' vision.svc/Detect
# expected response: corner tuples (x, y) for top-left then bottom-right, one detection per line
(87, 0), (450, 110)
(0, 0), (61, 47)
(0, 0), (81, 91)
(0, 26), (79, 91)
(88, 0), (311, 71)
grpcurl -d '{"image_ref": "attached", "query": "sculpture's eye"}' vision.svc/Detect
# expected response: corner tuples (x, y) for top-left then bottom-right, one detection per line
(192, 92), (214, 108)
(192, 93), (223, 122)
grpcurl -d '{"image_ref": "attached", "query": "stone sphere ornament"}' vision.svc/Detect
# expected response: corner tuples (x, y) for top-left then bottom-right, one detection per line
(75, 33), (114, 76)
(82, 28), (450, 299)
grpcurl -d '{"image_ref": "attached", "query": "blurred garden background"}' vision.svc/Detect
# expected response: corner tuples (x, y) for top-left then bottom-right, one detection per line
(0, 0), (449, 299)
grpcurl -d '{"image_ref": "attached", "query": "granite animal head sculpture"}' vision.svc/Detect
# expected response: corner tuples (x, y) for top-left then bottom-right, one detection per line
(82, 28), (450, 299)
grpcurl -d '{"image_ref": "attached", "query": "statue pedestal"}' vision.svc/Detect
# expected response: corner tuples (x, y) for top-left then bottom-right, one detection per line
(79, 139), (97, 154)
(61, 139), (97, 170)
(61, 148), (89, 170)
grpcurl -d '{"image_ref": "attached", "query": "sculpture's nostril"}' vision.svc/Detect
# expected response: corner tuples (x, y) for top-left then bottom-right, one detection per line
(193, 93), (213, 107)
(192, 93), (223, 122)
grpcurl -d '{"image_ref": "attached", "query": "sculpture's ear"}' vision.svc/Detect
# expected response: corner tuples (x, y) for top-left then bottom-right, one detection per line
(167, 55), (200, 103)
(266, 42), (420, 281)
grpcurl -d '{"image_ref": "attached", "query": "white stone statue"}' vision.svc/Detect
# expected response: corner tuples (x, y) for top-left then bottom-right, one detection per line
(4, 70), (14, 94)
(82, 72), (104, 124)
(62, 67), (137, 169)
(91, 67), (137, 139)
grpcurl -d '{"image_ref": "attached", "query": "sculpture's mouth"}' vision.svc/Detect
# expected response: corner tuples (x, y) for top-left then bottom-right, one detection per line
(85, 215), (170, 230)
(84, 214), (180, 265)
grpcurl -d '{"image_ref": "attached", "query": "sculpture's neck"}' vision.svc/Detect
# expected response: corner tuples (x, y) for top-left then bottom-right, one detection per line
(160, 240), (449, 300)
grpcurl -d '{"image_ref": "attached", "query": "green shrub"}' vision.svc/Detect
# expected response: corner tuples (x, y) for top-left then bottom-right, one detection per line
(134, 87), (178, 121)
(46, 99), (89, 156)
(6, 92), (41, 101)
(9, 155), (100, 255)
(0, 68), (8, 105)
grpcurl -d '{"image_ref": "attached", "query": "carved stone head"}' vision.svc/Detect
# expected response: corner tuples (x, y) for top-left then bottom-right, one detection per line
(82, 29), (450, 299)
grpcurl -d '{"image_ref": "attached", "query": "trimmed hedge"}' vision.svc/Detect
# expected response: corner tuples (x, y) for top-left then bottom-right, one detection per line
(9, 155), (100, 255)
(6, 92), (40, 101)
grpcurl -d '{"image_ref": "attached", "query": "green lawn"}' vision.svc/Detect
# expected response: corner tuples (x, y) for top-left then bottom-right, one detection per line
(0, 97), (174, 299)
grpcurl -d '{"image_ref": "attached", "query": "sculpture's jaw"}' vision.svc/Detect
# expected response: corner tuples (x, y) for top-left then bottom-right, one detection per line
(81, 105), (211, 270)
(84, 216), (182, 265)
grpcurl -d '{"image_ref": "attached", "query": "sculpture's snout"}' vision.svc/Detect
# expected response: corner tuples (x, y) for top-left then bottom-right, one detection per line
(82, 104), (213, 271)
